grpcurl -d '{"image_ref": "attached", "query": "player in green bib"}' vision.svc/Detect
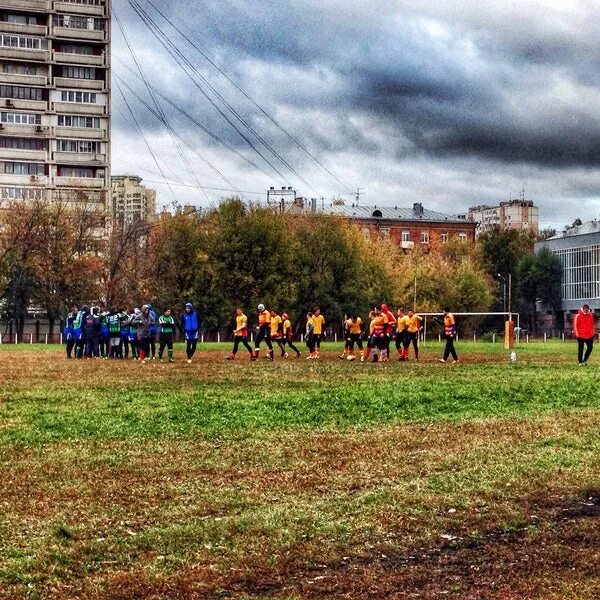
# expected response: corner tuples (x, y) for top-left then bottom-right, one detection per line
(158, 308), (176, 362)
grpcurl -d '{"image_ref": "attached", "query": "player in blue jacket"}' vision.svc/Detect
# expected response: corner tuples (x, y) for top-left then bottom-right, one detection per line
(181, 302), (199, 363)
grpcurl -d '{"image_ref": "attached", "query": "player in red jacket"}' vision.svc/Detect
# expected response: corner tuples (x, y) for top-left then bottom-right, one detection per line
(574, 303), (596, 365)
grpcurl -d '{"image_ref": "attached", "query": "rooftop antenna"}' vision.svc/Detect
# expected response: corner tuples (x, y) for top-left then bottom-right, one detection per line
(520, 186), (525, 201)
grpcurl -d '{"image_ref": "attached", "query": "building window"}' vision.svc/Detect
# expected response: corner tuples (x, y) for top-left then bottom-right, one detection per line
(459, 232), (467, 242)
(0, 85), (43, 100)
(0, 35), (48, 50)
(401, 230), (410, 242)
(1, 63), (37, 75)
(0, 137), (46, 150)
(57, 115), (101, 128)
(421, 231), (430, 244)
(3, 162), (44, 175)
(0, 111), (41, 125)
(61, 66), (96, 80)
(441, 231), (449, 244)
(60, 0), (105, 5)
(0, 186), (43, 200)
(53, 15), (105, 31)
(60, 90), (97, 103)
(380, 227), (390, 239)
(58, 44), (96, 55)
(57, 166), (95, 177)
(1, 14), (39, 25)
(555, 245), (600, 301)
(57, 139), (101, 153)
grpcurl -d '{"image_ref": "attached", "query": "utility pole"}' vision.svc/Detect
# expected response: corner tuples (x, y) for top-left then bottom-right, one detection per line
(355, 188), (364, 206)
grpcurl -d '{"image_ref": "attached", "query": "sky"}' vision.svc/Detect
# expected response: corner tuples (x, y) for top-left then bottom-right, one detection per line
(111, 0), (600, 229)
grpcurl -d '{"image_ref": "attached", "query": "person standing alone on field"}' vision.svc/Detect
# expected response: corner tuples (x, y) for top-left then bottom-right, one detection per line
(436, 307), (458, 364)
(181, 302), (199, 364)
(574, 303), (595, 365)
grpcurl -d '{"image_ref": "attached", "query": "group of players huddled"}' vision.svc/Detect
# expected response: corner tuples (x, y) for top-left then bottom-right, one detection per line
(64, 301), (459, 364)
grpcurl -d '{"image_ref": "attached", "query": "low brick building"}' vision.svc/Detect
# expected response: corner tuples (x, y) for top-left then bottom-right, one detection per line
(310, 201), (476, 247)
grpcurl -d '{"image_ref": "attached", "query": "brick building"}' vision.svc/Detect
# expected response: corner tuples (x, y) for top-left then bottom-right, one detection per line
(307, 201), (476, 247)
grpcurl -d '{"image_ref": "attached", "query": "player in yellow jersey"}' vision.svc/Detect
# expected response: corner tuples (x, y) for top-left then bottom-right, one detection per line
(270, 309), (284, 358)
(226, 308), (254, 360)
(396, 308), (408, 360)
(253, 303), (274, 360)
(281, 313), (301, 358)
(305, 311), (316, 359)
(364, 307), (387, 362)
(339, 314), (364, 360)
(404, 310), (423, 361)
(312, 308), (325, 358)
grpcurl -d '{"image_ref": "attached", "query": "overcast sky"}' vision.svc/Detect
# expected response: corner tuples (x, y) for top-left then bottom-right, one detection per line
(112, 0), (600, 229)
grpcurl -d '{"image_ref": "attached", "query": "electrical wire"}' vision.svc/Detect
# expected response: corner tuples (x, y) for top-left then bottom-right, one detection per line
(141, 0), (354, 195)
(128, 0), (311, 188)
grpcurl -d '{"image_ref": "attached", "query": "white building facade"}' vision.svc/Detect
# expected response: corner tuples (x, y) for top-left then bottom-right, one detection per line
(0, 0), (110, 209)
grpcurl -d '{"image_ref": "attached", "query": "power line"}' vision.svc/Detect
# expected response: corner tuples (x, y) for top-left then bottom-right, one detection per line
(115, 80), (178, 203)
(140, 0), (354, 195)
(127, 0), (312, 189)
(114, 9), (214, 203)
(113, 60), (275, 181)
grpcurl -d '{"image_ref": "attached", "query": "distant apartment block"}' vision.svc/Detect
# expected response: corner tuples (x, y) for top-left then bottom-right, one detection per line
(111, 175), (156, 227)
(467, 199), (539, 236)
(0, 0), (110, 210)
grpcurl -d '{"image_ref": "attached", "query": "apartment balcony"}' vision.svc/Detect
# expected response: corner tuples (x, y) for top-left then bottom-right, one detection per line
(0, 48), (49, 62)
(53, 151), (106, 165)
(55, 126), (107, 140)
(0, 73), (48, 86)
(51, 101), (105, 115)
(0, 22), (48, 36)
(0, 173), (48, 185)
(0, 98), (47, 111)
(54, 1), (106, 17)
(51, 26), (106, 43)
(54, 175), (105, 188)
(0, 123), (50, 137)
(0, 0), (49, 11)
(53, 51), (106, 67)
(0, 148), (47, 161)
(53, 77), (104, 91)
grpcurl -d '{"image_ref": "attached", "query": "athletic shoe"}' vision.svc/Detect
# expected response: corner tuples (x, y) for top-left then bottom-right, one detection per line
(187, 359), (192, 364)
(141, 360), (146, 364)
(284, 352), (289, 358)
(159, 358), (163, 362)
(169, 359), (174, 363)
(438, 359), (446, 363)
(338, 354), (345, 360)
(296, 352), (301, 358)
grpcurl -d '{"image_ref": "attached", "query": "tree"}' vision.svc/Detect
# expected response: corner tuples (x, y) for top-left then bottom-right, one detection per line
(537, 227), (557, 241)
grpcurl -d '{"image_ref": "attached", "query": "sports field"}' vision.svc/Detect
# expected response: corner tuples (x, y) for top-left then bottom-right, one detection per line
(1, 341), (600, 599)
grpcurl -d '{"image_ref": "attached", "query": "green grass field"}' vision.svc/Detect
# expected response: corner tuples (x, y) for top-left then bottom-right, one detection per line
(1, 341), (600, 599)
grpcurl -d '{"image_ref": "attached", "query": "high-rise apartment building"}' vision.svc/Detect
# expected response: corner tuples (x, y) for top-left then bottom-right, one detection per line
(111, 174), (156, 227)
(0, 0), (110, 209)
(467, 199), (539, 237)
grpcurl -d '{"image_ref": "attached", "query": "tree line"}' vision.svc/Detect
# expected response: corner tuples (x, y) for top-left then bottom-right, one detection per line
(0, 198), (561, 337)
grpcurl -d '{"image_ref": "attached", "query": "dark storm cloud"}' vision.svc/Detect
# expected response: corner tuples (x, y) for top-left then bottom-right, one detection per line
(112, 0), (600, 219)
